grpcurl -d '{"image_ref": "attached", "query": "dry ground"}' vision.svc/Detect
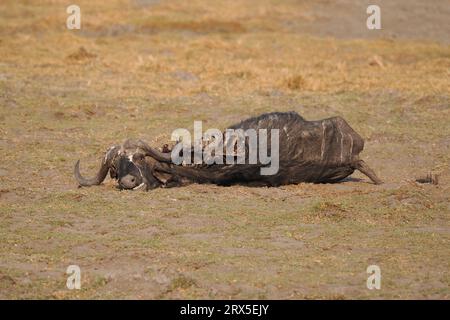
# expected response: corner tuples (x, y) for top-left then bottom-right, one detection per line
(0, 0), (449, 299)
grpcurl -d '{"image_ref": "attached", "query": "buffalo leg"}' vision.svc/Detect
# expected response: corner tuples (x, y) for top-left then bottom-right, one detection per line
(353, 160), (383, 185)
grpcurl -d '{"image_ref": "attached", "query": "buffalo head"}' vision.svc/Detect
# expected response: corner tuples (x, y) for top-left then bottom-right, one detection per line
(74, 139), (172, 190)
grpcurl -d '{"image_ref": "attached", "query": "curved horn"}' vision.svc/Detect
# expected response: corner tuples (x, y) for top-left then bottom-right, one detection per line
(74, 159), (110, 186)
(135, 140), (172, 162)
(74, 145), (120, 187)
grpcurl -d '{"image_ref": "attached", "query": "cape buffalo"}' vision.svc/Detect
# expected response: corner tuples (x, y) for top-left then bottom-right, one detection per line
(74, 111), (382, 190)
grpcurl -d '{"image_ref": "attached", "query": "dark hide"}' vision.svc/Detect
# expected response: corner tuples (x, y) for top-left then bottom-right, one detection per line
(74, 112), (382, 190)
(157, 111), (381, 187)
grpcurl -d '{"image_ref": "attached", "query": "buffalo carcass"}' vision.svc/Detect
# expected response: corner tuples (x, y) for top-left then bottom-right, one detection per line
(74, 112), (382, 190)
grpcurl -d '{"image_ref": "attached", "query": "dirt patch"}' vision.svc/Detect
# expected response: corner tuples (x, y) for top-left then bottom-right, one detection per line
(291, 0), (450, 44)
(66, 47), (97, 61)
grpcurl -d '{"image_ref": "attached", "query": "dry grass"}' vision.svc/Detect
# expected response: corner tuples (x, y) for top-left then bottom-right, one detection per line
(0, 0), (449, 299)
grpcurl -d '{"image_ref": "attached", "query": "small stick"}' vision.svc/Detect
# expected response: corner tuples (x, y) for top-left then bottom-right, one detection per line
(416, 173), (439, 185)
